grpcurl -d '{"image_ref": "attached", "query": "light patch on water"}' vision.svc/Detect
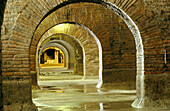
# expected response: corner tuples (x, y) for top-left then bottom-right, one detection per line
(99, 103), (104, 111)
(108, 90), (136, 93)
(92, 89), (136, 95)
(33, 98), (53, 109)
(33, 80), (138, 111)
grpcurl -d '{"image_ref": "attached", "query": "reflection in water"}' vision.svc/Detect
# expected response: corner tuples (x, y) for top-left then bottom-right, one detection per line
(84, 84), (87, 93)
(32, 80), (169, 111)
(97, 88), (102, 95)
(99, 103), (103, 111)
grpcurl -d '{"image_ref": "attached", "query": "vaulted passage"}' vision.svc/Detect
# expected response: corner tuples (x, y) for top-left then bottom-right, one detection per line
(0, 0), (170, 111)
(31, 3), (138, 110)
(40, 48), (65, 67)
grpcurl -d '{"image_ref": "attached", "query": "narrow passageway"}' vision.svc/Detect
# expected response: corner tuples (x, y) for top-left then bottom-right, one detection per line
(1, 0), (170, 110)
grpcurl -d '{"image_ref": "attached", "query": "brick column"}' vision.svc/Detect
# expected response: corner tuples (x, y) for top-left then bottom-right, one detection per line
(0, 0), (7, 110)
(44, 52), (47, 63)
(143, 0), (170, 107)
(3, 76), (37, 111)
(31, 71), (40, 90)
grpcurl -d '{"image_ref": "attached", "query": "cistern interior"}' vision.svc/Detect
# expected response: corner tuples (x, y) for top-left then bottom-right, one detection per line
(0, 0), (170, 111)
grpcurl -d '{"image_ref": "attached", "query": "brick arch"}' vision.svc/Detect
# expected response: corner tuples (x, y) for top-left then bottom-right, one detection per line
(34, 24), (100, 79)
(39, 42), (70, 69)
(29, 2), (143, 108)
(38, 39), (75, 70)
(2, 0), (148, 109)
(37, 34), (83, 76)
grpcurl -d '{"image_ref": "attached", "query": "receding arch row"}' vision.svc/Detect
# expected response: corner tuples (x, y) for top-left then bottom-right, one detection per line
(35, 24), (101, 80)
(38, 23), (103, 86)
(39, 39), (75, 69)
(1, 1), (144, 109)
(30, 2), (144, 108)
(36, 34), (84, 77)
(39, 41), (70, 69)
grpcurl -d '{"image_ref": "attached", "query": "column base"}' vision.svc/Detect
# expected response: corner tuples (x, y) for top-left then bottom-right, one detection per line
(3, 76), (37, 111)
(3, 102), (37, 111)
(144, 73), (170, 108)
(31, 71), (40, 90)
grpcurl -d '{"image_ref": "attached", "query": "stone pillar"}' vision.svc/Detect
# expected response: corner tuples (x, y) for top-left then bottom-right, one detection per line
(144, 74), (170, 108)
(143, 0), (170, 108)
(30, 71), (40, 90)
(44, 52), (47, 63)
(0, 23), (2, 111)
(2, 76), (37, 111)
(61, 53), (64, 64)
(55, 50), (58, 63)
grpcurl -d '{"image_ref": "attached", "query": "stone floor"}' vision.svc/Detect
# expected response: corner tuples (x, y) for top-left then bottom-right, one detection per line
(40, 67), (73, 72)
(39, 74), (83, 80)
(32, 76), (170, 111)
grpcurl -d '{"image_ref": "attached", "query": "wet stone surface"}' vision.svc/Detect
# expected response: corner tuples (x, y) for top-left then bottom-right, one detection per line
(32, 79), (170, 111)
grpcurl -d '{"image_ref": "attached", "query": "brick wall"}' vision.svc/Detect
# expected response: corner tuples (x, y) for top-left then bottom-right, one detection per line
(1, 0), (142, 80)
(30, 3), (136, 82)
(145, 0), (170, 74)
(1, 0), (167, 84)
(143, 0), (170, 107)
(1, 0), (170, 109)
(140, 0), (169, 75)
(0, 0), (6, 109)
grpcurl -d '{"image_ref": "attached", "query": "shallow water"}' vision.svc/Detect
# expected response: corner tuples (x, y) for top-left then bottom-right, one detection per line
(32, 79), (169, 111)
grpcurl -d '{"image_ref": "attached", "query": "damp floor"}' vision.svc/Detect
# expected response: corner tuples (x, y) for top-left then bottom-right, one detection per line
(32, 78), (169, 111)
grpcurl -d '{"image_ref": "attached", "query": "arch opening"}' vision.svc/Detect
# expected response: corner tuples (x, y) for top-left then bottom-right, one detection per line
(3, 0), (170, 110)
(40, 47), (65, 68)
(104, 2), (144, 108)
(28, 1), (144, 109)
(36, 33), (84, 80)
(34, 23), (102, 82)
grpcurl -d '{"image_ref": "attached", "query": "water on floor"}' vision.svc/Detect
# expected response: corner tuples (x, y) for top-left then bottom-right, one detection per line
(32, 79), (169, 111)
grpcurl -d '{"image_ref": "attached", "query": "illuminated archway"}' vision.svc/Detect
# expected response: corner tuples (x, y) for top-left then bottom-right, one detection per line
(37, 33), (84, 78)
(2, 0), (169, 110)
(36, 24), (100, 79)
(40, 47), (65, 68)
(39, 38), (75, 69)
(33, 3), (145, 107)
(2, 1), (145, 109)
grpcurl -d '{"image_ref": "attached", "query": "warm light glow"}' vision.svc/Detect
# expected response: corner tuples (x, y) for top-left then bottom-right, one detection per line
(40, 47), (65, 68)
(48, 23), (71, 34)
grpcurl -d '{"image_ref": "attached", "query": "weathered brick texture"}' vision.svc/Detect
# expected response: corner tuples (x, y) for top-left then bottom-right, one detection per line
(1, 0), (170, 109)
(142, 0), (169, 75)
(1, 0), (143, 78)
(143, 0), (170, 107)
(30, 3), (136, 80)
(0, 0), (6, 109)
(1, 0), (167, 86)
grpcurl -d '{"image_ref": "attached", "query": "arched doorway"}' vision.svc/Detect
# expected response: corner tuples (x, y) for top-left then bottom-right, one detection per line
(30, 2), (144, 109)
(40, 47), (65, 68)
(33, 23), (101, 80)
(36, 33), (85, 82)
(2, 1), (147, 110)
